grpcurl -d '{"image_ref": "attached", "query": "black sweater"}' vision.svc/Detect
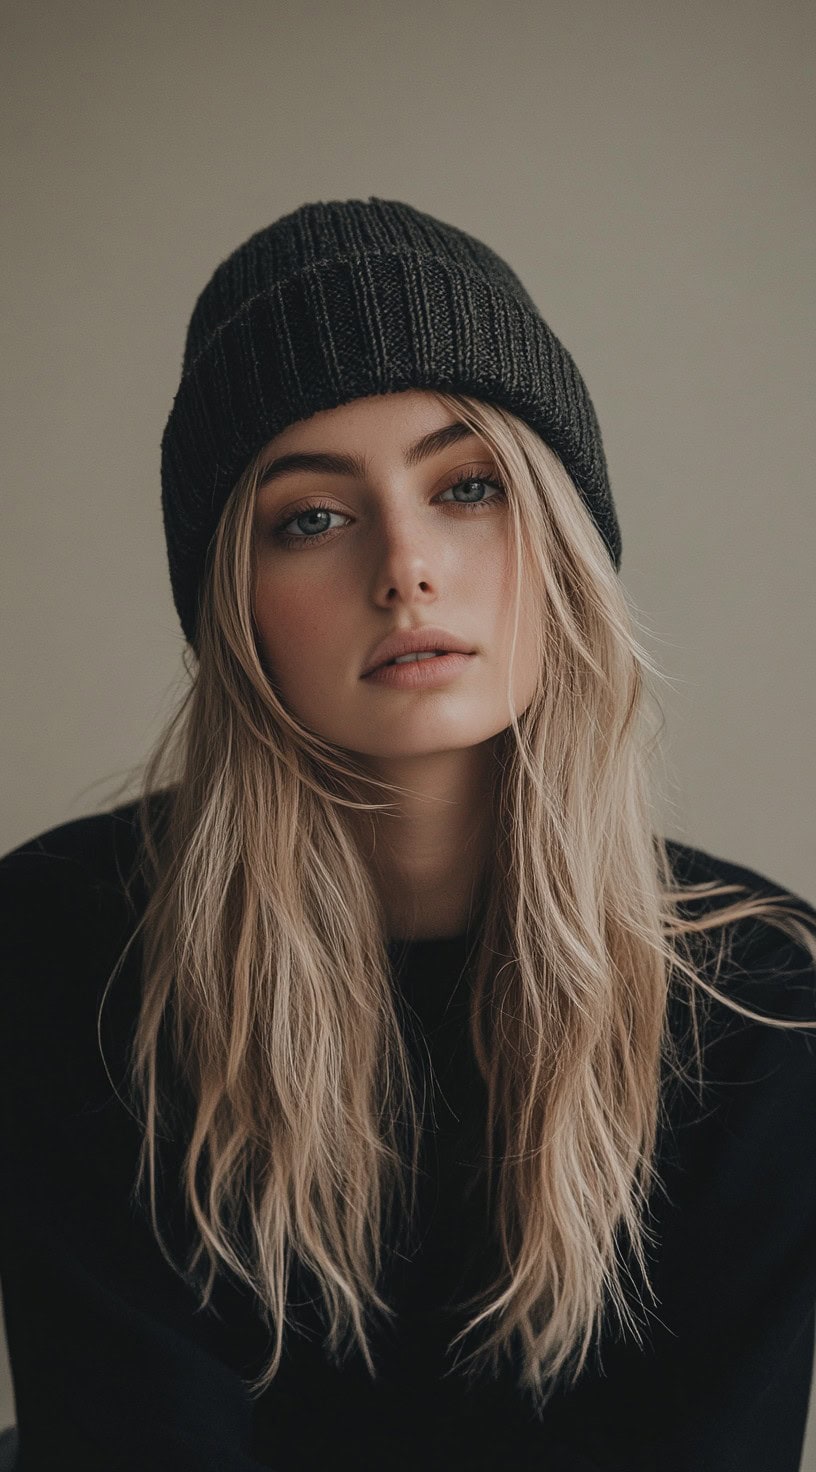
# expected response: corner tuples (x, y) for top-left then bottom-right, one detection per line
(1, 797), (815, 1472)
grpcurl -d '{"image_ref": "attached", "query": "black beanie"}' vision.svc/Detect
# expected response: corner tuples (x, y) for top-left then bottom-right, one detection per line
(160, 196), (622, 649)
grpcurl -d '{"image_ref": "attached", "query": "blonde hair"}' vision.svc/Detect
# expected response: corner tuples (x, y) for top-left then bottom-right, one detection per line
(99, 391), (816, 1416)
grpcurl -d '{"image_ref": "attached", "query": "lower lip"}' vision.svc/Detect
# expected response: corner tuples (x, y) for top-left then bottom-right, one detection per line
(362, 652), (475, 688)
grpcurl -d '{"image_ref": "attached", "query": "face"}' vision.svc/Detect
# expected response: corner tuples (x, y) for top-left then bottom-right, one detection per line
(251, 390), (539, 767)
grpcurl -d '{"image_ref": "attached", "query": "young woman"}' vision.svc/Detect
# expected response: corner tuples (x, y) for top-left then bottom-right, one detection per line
(1, 196), (815, 1472)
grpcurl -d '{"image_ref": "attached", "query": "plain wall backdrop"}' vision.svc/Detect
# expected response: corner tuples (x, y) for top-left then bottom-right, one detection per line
(1, 0), (814, 1458)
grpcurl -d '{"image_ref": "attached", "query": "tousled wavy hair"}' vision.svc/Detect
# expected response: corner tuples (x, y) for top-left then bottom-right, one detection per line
(99, 390), (816, 1414)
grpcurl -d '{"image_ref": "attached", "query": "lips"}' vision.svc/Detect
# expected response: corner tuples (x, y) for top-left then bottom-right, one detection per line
(361, 626), (475, 677)
(383, 651), (445, 666)
(363, 651), (474, 688)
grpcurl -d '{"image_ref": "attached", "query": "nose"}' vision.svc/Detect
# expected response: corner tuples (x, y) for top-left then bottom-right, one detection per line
(368, 506), (446, 605)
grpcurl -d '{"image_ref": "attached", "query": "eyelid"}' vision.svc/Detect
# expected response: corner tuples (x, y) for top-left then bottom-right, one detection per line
(270, 461), (500, 517)
(269, 462), (505, 540)
(271, 495), (340, 527)
(435, 461), (504, 501)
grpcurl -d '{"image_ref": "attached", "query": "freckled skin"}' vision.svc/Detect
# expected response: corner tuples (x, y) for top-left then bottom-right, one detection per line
(251, 389), (540, 937)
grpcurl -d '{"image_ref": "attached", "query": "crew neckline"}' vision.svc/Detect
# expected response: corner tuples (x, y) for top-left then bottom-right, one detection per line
(387, 916), (483, 953)
(388, 929), (469, 948)
(386, 926), (478, 974)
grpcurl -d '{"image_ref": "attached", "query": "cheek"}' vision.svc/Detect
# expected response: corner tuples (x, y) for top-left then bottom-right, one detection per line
(488, 553), (540, 660)
(253, 576), (343, 669)
(478, 554), (518, 621)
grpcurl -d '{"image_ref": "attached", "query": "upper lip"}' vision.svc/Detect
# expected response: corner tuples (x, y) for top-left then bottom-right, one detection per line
(361, 626), (475, 676)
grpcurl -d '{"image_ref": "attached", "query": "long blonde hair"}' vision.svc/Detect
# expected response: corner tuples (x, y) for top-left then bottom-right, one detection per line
(99, 391), (816, 1415)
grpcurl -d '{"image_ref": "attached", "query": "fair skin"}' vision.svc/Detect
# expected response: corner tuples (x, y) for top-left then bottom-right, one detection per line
(251, 389), (539, 940)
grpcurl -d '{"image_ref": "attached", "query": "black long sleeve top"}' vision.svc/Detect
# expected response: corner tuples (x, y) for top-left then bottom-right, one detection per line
(1, 796), (815, 1472)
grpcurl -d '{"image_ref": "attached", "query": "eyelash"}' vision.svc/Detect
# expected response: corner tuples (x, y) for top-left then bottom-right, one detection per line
(270, 466), (507, 548)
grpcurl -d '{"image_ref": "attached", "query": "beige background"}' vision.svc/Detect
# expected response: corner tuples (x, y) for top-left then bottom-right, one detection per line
(1, 0), (814, 1459)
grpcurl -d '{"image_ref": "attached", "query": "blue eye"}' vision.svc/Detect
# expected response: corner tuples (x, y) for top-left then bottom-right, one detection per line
(438, 475), (505, 506)
(275, 503), (341, 543)
(271, 469), (506, 549)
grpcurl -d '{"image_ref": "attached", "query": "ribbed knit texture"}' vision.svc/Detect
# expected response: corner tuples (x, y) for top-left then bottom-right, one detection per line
(160, 197), (622, 649)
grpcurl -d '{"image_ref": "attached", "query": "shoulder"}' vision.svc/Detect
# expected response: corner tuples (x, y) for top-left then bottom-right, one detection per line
(0, 789), (173, 915)
(659, 838), (816, 1104)
(663, 835), (816, 977)
(663, 833), (812, 908)
(0, 790), (174, 1021)
(0, 792), (174, 1121)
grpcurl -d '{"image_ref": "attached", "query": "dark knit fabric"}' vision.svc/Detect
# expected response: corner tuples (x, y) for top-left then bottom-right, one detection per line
(2, 798), (816, 1469)
(160, 197), (622, 649)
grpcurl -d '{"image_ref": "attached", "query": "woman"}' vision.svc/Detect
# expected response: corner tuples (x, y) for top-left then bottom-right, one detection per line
(1, 196), (815, 1472)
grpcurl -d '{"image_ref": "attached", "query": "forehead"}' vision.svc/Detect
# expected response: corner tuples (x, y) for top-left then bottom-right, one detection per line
(260, 389), (490, 453)
(256, 394), (491, 492)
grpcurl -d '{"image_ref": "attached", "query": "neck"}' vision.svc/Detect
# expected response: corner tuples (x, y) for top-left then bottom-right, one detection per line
(349, 740), (496, 941)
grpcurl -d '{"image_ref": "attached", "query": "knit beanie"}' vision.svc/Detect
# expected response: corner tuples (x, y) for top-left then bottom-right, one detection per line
(160, 196), (622, 649)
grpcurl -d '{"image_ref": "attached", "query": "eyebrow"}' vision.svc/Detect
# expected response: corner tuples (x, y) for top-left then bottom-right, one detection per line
(256, 420), (482, 490)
